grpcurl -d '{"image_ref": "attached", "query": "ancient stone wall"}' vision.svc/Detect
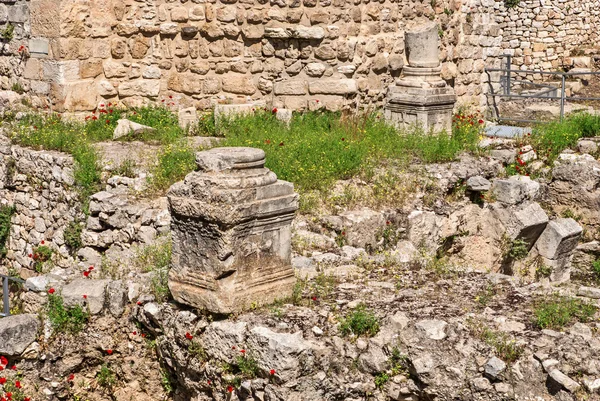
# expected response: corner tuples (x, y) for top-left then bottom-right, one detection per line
(5, 0), (600, 112)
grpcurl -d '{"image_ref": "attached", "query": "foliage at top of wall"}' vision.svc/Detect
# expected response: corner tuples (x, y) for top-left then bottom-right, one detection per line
(0, 205), (15, 259)
(505, 0), (521, 8)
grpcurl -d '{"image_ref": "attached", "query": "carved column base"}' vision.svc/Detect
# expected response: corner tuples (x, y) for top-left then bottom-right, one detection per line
(384, 85), (457, 133)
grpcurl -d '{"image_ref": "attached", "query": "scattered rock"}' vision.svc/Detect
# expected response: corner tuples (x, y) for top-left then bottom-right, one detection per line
(0, 314), (40, 356)
(113, 119), (155, 140)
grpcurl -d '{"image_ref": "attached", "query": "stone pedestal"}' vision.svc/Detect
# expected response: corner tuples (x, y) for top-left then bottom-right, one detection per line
(167, 147), (298, 314)
(385, 22), (456, 133)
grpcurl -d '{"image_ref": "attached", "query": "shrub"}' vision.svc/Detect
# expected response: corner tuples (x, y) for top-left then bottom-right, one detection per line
(46, 293), (89, 334)
(507, 238), (529, 260)
(533, 296), (597, 330)
(0, 205), (15, 259)
(339, 304), (380, 337)
(63, 221), (83, 254)
(592, 259), (600, 281)
(0, 23), (14, 41)
(32, 245), (53, 273)
(11, 82), (24, 94)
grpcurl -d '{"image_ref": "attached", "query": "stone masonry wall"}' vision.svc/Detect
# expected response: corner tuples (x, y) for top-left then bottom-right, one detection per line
(8, 0), (600, 112)
(0, 137), (170, 277)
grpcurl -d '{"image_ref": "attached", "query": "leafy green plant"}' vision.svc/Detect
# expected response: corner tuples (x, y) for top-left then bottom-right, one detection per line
(374, 372), (389, 390)
(46, 293), (89, 334)
(160, 369), (173, 395)
(505, 0), (520, 8)
(32, 245), (53, 273)
(469, 320), (523, 363)
(64, 221), (83, 254)
(236, 353), (260, 379)
(135, 238), (172, 302)
(127, 106), (183, 144)
(592, 259), (600, 281)
(1, 377), (27, 401)
(506, 238), (529, 260)
(188, 340), (208, 362)
(97, 364), (116, 389)
(196, 112), (216, 136)
(0, 23), (14, 41)
(339, 303), (380, 337)
(11, 82), (24, 94)
(533, 296), (597, 330)
(113, 159), (137, 178)
(0, 205), (15, 259)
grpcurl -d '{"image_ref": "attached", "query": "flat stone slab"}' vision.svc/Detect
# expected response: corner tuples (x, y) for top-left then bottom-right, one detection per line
(0, 314), (40, 356)
(484, 125), (532, 138)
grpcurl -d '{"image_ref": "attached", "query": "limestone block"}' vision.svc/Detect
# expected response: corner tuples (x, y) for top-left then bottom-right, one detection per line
(111, 37), (128, 59)
(113, 119), (156, 140)
(167, 147), (298, 314)
(171, 7), (188, 22)
(178, 107), (198, 130)
(62, 80), (99, 111)
(62, 279), (109, 315)
(286, 26), (325, 40)
(491, 176), (539, 205)
(80, 59), (103, 79)
(201, 321), (248, 362)
(467, 176), (491, 192)
(247, 326), (312, 382)
(492, 202), (548, 248)
(324, 208), (385, 249)
(222, 74), (256, 95)
(98, 80), (117, 97)
(190, 6), (205, 21)
(405, 21), (440, 68)
(8, 4), (28, 23)
(42, 60), (80, 84)
(309, 79), (357, 95)
(0, 314), (40, 357)
(160, 23), (179, 35)
(118, 80), (160, 98)
(535, 218), (583, 260)
(274, 81), (307, 96)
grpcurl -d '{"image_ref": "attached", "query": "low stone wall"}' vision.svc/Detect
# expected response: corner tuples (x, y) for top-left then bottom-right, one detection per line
(0, 137), (170, 276)
(0, 138), (81, 274)
(5, 0), (600, 112)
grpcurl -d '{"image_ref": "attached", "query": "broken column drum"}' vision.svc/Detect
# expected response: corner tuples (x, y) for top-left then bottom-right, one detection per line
(167, 147), (298, 314)
(385, 22), (457, 133)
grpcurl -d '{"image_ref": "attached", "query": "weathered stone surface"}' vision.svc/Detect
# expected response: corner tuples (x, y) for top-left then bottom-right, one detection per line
(168, 147), (298, 314)
(106, 280), (127, 318)
(415, 319), (447, 340)
(467, 176), (491, 192)
(535, 218), (583, 260)
(247, 326), (312, 382)
(201, 320), (248, 362)
(0, 314), (40, 357)
(548, 369), (581, 393)
(484, 356), (506, 380)
(113, 119), (156, 140)
(62, 279), (109, 315)
(492, 201), (548, 248)
(309, 79), (357, 95)
(578, 286), (600, 299)
(491, 176), (539, 205)
(118, 80), (160, 98)
(178, 107), (198, 130)
(405, 22), (440, 68)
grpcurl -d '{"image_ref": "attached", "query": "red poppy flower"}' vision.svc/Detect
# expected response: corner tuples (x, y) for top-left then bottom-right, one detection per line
(108, 102), (112, 106)
(15, 381), (21, 388)
(311, 296), (317, 301)
(341, 138), (345, 141)
(92, 116), (98, 120)
(5, 392), (11, 398)
(265, 139), (271, 144)
(0, 366), (3, 371)
(240, 349), (245, 354)
(0, 378), (5, 384)
(161, 99), (165, 103)
(0, 356), (7, 365)
(28, 254), (32, 258)
(132, 331), (137, 335)
(106, 119), (110, 124)
(137, 301), (142, 305)
(83, 295), (87, 299)
(341, 231), (346, 236)
(232, 346), (236, 350)
(169, 95), (173, 99)
(9, 366), (15, 371)
(106, 349), (113, 355)
(83, 271), (90, 277)
(272, 108), (278, 114)
(141, 333), (146, 338)
(316, 100), (320, 103)
(207, 380), (211, 385)
(24, 398), (30, 401)
(89, 266), (94, 271)
(48, 288), (55, 294)
(270, 369), (276, 375)
(279, 142), (284, 146)
(41, 240), (45, 245)
(100, 104), (105, 107)
(109, 110), (113, 114)
(478, 119), (484, 124)
(67, 374), (74, 382)
(227, 386), (233, 393)
(185, 332), (193, 340)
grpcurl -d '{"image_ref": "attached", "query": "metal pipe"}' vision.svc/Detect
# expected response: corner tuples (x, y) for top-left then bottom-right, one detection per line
(2, 276), (8, 317)
(560, 75), (566, 121)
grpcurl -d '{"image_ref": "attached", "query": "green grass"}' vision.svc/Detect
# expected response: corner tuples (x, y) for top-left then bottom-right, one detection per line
(45, 293), (89, 335)
(593, 259), (600, 281)
(147, 140), (197, 194)
(236, 354), (260, 379)
(0, 205), (15, 259)
(217, 110), (482, 192)
(528, 112), (600, 163)
(97, 364), (117, 389)
(339, 303), (380, 337)
(533, 296), (597, 330)
(469, 320), (523, 363)
(63, 221), (83, 254)
(135, 237), (172, 302)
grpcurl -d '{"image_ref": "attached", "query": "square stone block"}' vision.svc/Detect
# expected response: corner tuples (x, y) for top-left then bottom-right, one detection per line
(536, 218), (583, 260)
